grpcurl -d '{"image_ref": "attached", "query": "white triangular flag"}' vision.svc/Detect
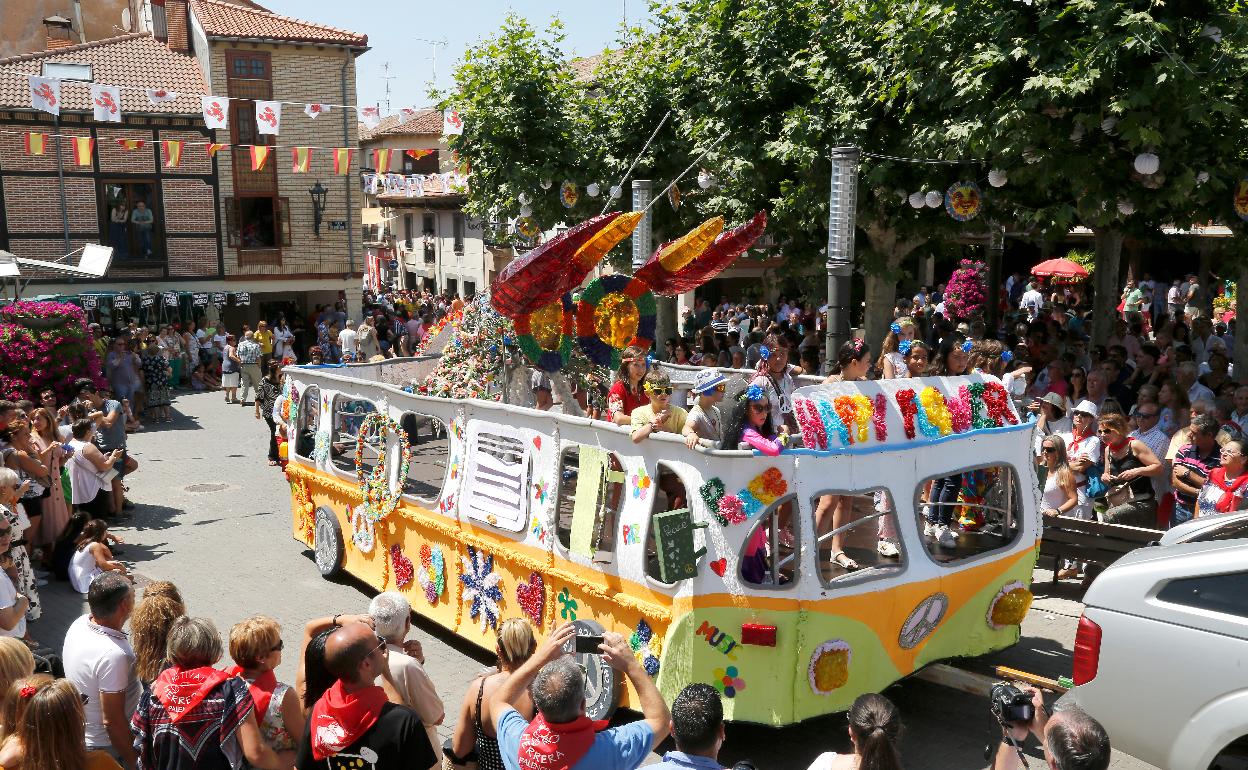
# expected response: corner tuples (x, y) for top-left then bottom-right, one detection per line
(255, 100), (282, 135)
(442, 108), (464, 135)
(400, 107), (417, 120)
(89, 83), (122, 122)
(305, 103), (329, 119)
(28, 75), (61, 116)
(201, 95), (229, 129)
(357, 105), (381, 130)
(146, 88), (179, 104)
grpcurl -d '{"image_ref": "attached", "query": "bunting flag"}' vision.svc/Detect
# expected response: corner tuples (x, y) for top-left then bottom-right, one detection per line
(333, 148), (353, 175)
(249, 145), (270, 171)
(291, 146), (312, 173)
(305, 103), (328, 119)
(71, 136), (95, 166)
(116, 138), (145, 151)
(27, 75), (60, 116)
(405, 149), (434, 162)
(207, 143), (228, 158)
(358, 105), (381, 129)
(442, 108), (464, 136)
(373, 148), (394, 174)
(201, 95), (229, 129)
(90, 84), (122, 123)
(255, 100), (282, 135)
(163, 140), (184, 168)
(24, 133), (46, 156)
(146, 88), (179, 104)
(400, 107), (418, 119)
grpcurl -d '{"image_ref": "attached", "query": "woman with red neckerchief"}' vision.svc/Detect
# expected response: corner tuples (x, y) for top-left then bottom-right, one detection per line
(229, 616), (304, 762)
(1197, 438), (1248, 516)
(1097, 413), (1162, 527)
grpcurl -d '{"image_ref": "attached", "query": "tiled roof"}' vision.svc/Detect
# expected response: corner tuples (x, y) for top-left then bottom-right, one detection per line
(359, 109), (442, 142)
(0, 33), (205, 114)
(190, 0), (368, 47)
(568, 50), (625, 84)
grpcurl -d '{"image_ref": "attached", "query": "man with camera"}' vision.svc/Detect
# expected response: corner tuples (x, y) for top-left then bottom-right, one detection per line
(990, 683), (1110, 770)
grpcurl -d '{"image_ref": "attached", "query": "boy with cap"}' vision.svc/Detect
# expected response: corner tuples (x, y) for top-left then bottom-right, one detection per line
(683, 369), (727, 449)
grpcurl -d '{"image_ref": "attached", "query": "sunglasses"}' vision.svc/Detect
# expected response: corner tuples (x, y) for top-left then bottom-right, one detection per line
(646, 387), (673, 396)
(749, 402), (770, 412)
(1042, 447), (1057, 454)
(1137, 412), (1158, 419)
(1096, 429), (1116, 435)
(271, 639), (284, 653)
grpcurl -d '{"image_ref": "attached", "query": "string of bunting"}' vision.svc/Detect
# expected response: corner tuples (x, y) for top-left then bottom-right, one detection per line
(74, 290), (251, 311)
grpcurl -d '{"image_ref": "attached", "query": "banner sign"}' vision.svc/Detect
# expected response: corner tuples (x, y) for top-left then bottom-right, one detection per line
(163, 292), (179, 307)
(211, 292), (227, 306)
(140, 293), (155, 308)
(233, 292), (251, 306)
(192, 292), (208, 307)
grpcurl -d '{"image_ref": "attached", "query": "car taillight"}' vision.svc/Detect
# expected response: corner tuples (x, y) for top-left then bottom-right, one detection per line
(1072, 615), (1102, 686)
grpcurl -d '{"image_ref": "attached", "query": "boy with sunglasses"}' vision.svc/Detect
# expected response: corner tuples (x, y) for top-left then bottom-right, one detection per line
(683, 369), (727, 449)
(630, 372), (687, 444)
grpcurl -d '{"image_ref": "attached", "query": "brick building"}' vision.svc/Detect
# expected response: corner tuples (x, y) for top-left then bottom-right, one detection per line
(0, 0), (369, 324)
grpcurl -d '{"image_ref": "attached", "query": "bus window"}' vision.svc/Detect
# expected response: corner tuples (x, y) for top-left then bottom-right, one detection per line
(739, 495), (799, 587)
(916, 465), (1023, 563)
(556, 446), (625, 561)
(331, 397), (381, 475)
(810, 490), (904, 585)
(400, 412), (449, 502)
(293, 385), (319, 459)
(645, 463), (694, 583)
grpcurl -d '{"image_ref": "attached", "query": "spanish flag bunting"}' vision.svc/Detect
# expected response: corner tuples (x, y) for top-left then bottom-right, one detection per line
(333, 148), (353, 175)
(291, 146), (312, 173)
(249, 145), (270, 171)
(162, 139), (184, 168)
(116, 138), (146, 151)
(405, 149), (433, 161)
(23, 132), (46, 155)
(373, 148), (394, 174)
(71, 136), (95, 166)
(206, 143), (227, 158)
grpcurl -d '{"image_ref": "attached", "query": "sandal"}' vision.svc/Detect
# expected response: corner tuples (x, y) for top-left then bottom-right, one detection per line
(831, 550), (861, 571)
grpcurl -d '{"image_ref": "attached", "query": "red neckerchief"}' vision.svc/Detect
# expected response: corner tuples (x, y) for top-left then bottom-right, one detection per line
(309, 681), (388, 760)
(517, 713), (607, 770)
(1069, 427), (1092, 456)
(152, 666), (231, 723)
(228, 667), (276, 724)
(1107, 437), (1131, 454)
(1207, 467), (1248, 513)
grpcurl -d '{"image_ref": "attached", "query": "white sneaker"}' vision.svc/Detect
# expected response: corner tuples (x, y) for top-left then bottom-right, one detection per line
(877, 538), (900, 558)
(936, 525), (959, 547)
(923, 521), (937, 539)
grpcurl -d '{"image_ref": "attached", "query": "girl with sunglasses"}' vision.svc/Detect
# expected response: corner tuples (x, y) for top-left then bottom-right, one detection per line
(629, 372), (687, 444)
(722, 383), (785, 457)
(1039, 435), (1078, 518)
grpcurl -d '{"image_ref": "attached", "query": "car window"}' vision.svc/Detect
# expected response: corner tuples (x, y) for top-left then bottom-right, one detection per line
(1157, 572), (1248, 619)
(1187, 519), (1248, 543)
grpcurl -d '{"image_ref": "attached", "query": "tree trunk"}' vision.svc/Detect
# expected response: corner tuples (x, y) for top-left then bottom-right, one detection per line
(655, 296), (678, 349)
(1091, 227), (1123, 347)
(861, 224), (926, 352)
(1235, 262), (1248, 377)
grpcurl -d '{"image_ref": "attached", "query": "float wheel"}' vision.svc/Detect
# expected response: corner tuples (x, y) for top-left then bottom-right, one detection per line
(314, 507), (345, 578)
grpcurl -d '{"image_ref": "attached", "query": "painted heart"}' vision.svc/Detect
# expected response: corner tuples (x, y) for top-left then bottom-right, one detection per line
(390, 543), (414, 589)
(516, 571), (545, 625)
(532, 436), (542, 450)
(710, 558), (727, 577)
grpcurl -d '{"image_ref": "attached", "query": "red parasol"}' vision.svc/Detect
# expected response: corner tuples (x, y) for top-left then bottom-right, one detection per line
(490, 212), (620, 319)
(1030, 258), (1088, 279)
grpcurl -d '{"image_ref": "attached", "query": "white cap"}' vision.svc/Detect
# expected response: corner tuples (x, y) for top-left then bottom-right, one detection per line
(1072, 399), (1099, 418)
(691, 368), (727, 395)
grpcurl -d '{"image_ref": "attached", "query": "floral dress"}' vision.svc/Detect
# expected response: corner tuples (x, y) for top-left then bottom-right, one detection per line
(258, 681), (295, 752)
(0, 504), (39, 622)
(142, 353), (171, 407)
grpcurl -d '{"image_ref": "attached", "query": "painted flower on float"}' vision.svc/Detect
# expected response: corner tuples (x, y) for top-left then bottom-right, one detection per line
(987, 580), (1033, 629)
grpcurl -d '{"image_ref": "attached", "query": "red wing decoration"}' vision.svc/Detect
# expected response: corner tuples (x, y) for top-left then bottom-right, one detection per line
(639, 211), (767, 296)
(490, 212), (620, 319)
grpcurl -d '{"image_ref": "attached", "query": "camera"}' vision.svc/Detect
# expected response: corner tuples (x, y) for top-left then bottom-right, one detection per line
(990, 682), (1035, 726)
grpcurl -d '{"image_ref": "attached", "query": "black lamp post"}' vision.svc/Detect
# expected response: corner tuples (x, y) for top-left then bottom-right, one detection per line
(309, 180), (328, 236)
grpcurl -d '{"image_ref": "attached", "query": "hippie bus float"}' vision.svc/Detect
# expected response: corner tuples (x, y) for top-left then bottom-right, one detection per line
(278, 211), (1040, 726)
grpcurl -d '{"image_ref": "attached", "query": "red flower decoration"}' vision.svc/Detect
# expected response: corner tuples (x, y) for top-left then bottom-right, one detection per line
(982, 382), (1018, 426)
(390, 543), (414, 589)
(794, 397), (827, 450)
(872, 394), (888, 442)
(895, 389), (918, 439)
(19, 685), (36, 698)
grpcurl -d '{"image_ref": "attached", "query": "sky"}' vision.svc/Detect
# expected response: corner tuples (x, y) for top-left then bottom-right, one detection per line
(260, 1), (655, 112)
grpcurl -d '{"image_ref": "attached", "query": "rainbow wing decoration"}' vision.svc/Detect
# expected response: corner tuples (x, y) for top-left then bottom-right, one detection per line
(638, 211), (767, 296)
(491, 212), (620, 319)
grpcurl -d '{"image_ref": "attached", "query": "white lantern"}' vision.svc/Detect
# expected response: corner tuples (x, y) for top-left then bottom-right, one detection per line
(1197, 171), (1211, 185)
(988, 169), (1008, 188)
(1023, 149), (1041, 165)
(697, 170), (715, 189)
(586, 182), (601, 198)
(1201, 25), (1222, 43)
(1101, 117), (1118, 134)
(1117, 200), (1135, 216)
(1134, 152), (1160, 175)
(1070, 123), (1086, 143)
(519, 204), (532, 218)
(908, 192), (925, 209)
(897, 189), (909, 203)
(925, 190), (943, 208)
(517, 192), (531, 205)
(540, 179), (552, 190)
(609, 185), (622, 200)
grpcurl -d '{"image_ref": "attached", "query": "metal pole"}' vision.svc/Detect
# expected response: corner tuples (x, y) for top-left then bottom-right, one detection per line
(631, 180), (652, 271)
(824, 146), (860, 369)
(54, 116), (70, 253)
(987, 223), (1004, 333)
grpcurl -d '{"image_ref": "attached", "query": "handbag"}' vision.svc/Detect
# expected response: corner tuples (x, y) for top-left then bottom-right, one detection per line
(1106, 481), (1148, 508)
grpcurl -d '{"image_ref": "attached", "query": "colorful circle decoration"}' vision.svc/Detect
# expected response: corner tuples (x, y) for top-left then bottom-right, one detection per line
(517, 217), (540, 239)
(417, 543), (446, 605)
(945, 181), (983, 221)
(355, 413), (412, 526)
(987, 580), (1033, 629)
(808, 639), (852, 695)
(575, 274), (656, 367)
(560, 180), (579, 208)
(515, 293), (576, 373)
(713, 666), (746, 698)
(1235, 178), (1248, 222)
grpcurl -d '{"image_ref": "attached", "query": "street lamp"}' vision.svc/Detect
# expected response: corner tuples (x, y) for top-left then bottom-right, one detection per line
(825, 146), (860, 369)
(309, 180), (328, 236)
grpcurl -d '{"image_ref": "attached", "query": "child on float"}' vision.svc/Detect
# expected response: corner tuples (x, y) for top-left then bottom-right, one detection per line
(904, 341), (930, 376)
(920, 340), (973, 548)
(723, 383), (793, 581)
(876, 318), (916, 380)
(753, 333), (801, 438)
(630, 371), (689, 511)
(815, 339), (876, 570)
(683, 369), (727, 449)
(608, 345), (650, 426)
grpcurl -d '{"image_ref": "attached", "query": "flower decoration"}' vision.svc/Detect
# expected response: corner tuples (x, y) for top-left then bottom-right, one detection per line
(943, 259), (989, 322)
(713, 666), (746, 698)
(417, 544), (446, 605)
(890, 322), (902, 335)
(759, 345), (771, 361)
(700, 478), (726, 512)
(961, 340), (974, 353)
(968, 383), (991, 429)
(809, 640), (852, 695)
(716, 494), (746, 525)
(987, 580), (1033, 629)
(354, 413), (411, 529)
(982, 381), (1019, 426)
(516, 572), (545, 625)
(1001, 350), (1014, 363)
(896, 389), (918, 439)
(575, 274), (656, 368)
(794, 397), (828, 450)
(898, 339), (912, 356)
(914, 394), (940, 438)
(0, 301), (106, 402)
(851, 394), (873, 443)
(632, 470), (652, 500)
(349, 506), (376, 552)
(815, 398), (851, 445)
(919, 387), (953, 436)
(18, 685), (36, 699)
(630, 619), (662, 676)
(390, 544), (415, 589)
(460, 546), (504, 632)
(557, 587), (578, 620)
(833, 396), (859, 444)
(948, 386), (973, 433)
(312, 430), (331, 464)
(745, 383), (765, 402)
(761, 467), (788, 499)
(737, 490), (763, 517)
(530, 516), (549, 544)
(533, 479), (549, 505)
(872, 394), (889, 441)
(287, 471), (315, 543)
(515, 294), (576, 373)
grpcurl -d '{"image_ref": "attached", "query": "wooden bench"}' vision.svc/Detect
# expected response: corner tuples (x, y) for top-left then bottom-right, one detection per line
(1039, 516), (1163, 591)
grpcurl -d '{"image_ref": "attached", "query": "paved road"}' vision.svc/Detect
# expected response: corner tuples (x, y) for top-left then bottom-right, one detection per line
(36, 391), (1158, 769)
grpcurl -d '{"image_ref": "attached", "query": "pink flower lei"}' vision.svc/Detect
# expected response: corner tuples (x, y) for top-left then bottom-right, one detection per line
(794, 396), (828, 450)
(872, 394), (888, 441)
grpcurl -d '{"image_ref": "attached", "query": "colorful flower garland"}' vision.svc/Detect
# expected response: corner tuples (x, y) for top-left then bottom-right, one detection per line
(919, 387), (953, 436)
(896, 388), (918, 439)
(354, 413), (412, 526)
(948, 386), (973, 433)
(515, 293), (576, 373)
(575, 274), (657, 367)
(287, 473), (315, 544)
(814, 398), (851, 446)
(794, 397), (828, 450)
(872, 394), (888, 441)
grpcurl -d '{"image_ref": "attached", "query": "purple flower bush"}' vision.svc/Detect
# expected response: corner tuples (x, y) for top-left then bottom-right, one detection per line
(943, 259), (989, 321)
(0, 301), (105, 401)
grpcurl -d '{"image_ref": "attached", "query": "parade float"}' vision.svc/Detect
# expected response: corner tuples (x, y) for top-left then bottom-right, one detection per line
(280, 210), (1040, 726)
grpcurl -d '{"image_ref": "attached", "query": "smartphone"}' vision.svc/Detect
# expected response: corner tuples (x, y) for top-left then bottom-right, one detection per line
(574, 634), (604, 654)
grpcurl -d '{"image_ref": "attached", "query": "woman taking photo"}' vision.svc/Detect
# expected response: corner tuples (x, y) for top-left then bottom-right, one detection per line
(450, 618), (536, 770)
(607, 346), (650, 426)
(1197, 438), (1248, 516)
(1039, 435), (1078, 518)
(69, 519), (128, 594)
(0, 675), (122, 770)
(255, 362), (284, 467)
(1099, 413), (1163, 527)
(28, 408), (69, 551)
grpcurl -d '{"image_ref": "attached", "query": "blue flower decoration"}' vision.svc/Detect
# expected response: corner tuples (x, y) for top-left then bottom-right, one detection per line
(961, 340), (974, 353)
(899, 340), (913, 355)
(746, 383), (765, 402)
(738, 490), (763, 516)
(759, 345), (771, 361)
(890, 322), (902, 335)
(646, 353), (656, 367)
(502, 335), (514, 346)
(1001, 350), (1014, 362)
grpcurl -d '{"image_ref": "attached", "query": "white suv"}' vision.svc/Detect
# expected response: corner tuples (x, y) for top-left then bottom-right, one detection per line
(1061, 537), (1248, 770)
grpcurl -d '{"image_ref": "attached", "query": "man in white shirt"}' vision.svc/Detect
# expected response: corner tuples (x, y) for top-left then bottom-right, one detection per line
(1167, 280), (1182, 320)
(1129, 405), (1171, 498)
(1177, 361), (1215, 405)
(369, 591), (444, 770)
(338, 321), (358, 360)
(1020, 283), (1045, 322)
(64, 573), (140, 768)
(1230, 386), (1248, 434)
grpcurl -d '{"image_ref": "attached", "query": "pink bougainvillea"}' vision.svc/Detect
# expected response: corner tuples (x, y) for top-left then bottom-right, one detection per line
(0, 301), (105, 401)
(943, 259), (989, 321)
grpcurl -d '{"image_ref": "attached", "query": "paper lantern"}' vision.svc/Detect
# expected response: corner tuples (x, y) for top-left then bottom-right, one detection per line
(697, 170), (714, 189)
(1101, 117), (1118, 134)
(576, 274), (656, 367)
(908, 192), (925, 209)
(1196, 171), (1211, 185)
(518, 192), (531, 205)
(540, 178), (553, 190)
(586, 182), (601, 198)
(609, 185), (622, 199)
(988, 169), (1008, 188)
(1134, 153), (1160, 175)
(925, 191), (943, 208)
(1201, 25), (1222, 43)
(1117, 200), (1135, 216)
(519, 204), (533, 218)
